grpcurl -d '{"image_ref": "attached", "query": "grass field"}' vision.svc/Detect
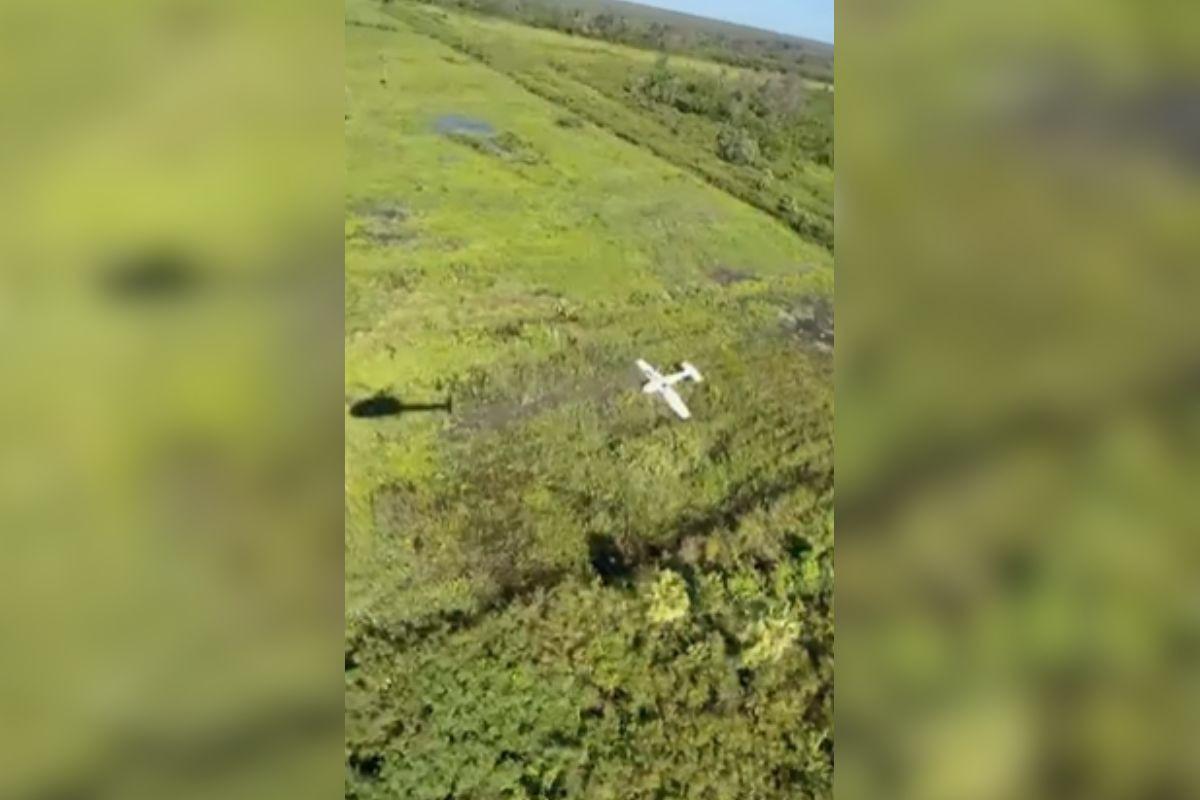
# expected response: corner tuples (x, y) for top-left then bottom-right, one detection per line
(354, 2), (834, 245)
(345, 0), (833, 796)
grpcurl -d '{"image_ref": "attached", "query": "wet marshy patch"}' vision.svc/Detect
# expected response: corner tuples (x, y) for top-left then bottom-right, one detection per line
(437, 115), (544, 166)
(434, 114), (495, 136)
(349, 392), (453, 419)
(447, 131), (544, 165)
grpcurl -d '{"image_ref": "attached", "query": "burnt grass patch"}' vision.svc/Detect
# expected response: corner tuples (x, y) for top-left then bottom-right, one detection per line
(780, 295), (833, 351)
(349, 201), (415, 247)
(710, 266), (757, 286)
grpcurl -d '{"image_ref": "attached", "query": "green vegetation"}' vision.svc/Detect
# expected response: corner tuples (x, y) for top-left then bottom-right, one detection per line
(371, 1), (833, 248)
(405, 0), (833, 79)
(346, 0), (833, 796)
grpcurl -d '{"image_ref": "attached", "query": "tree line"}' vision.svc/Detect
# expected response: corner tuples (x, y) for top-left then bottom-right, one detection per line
(407, 0), (833, 80)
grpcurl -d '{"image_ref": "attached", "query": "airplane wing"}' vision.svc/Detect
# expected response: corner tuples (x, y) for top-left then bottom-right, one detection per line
(660, 387), (691, 420)
(636, 359), (662, 381)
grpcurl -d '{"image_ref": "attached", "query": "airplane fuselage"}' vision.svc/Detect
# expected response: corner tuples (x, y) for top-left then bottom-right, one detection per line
(636, 358), (703, 420)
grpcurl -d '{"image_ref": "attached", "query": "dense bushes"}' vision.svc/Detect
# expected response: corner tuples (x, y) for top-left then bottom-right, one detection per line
(346, 492), (833, 800)
(626, 57), (833, 247)
(526, 51), (834, 248)
(717, 124), (761, 165)
(632, 58), (832, 170)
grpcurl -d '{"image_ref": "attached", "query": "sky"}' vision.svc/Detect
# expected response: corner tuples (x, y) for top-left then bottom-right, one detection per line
(635, 0), (834, 44)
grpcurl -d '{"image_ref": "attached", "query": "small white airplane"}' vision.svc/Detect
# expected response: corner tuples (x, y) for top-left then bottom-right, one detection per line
(636, 358), (703, 420)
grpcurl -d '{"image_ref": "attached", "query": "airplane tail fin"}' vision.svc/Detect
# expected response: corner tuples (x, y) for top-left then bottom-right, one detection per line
(681, 361), (703, 383)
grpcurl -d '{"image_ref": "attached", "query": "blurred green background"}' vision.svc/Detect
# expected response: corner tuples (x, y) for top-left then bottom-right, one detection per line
(0, 1), (342, 797)
(837, 1), (1200, 798)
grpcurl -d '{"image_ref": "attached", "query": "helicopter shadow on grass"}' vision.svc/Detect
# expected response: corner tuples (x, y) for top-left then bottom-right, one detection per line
(348, 391), (452, 419)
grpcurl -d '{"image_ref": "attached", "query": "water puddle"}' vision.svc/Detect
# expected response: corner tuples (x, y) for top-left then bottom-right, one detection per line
(434, 114), (495, 136)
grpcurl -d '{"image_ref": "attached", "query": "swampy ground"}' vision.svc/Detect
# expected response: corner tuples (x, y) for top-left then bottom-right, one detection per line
(345, 1), (833, 796)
